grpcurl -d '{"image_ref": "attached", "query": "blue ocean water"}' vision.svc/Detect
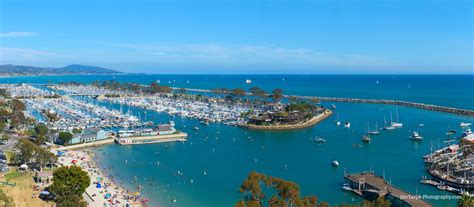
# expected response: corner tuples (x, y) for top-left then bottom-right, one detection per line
(1, 75), (473, 206)
(1, 74), (473, 109)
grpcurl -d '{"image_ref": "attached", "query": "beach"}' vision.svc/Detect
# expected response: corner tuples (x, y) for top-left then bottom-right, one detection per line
(53, 148), (147, 206)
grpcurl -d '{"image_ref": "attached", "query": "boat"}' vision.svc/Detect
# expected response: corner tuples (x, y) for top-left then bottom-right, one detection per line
(200, 120), (210, 125)
(410, 131), (423, 141)
(362, 135), (371, 143)
(193, 126), (200, 130)
(460, 122), (472, 127)
(367, 122), (380, 135)
(245, 79), (252, 84)
(331, 104), (336, 109)
(341, 183), (352, 191)
(332, 160), (339, 167)
(344, 122), (351, 128)
(336, 121), (341, 127)
(315, 137), (326, 144)
(390, 108), (403, 128)
(460, 128), (474, 141)
(446, 129), (457, 136)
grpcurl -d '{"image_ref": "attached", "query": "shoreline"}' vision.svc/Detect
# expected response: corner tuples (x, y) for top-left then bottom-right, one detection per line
(241, 109), (333, 130)
(53, 147), (148, 206)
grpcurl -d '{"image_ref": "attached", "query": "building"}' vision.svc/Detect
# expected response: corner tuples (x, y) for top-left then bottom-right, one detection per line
(70, 127), (108, 144)
(156, 124), (176, 135)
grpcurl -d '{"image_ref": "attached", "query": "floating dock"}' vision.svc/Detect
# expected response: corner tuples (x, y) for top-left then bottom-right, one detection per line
(344, 172), (432, 207)
(115, 132), (188, 145)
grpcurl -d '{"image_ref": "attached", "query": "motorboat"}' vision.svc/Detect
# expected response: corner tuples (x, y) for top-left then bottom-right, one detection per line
(341, 183), (352, 191)
(315, 137), (326, 144)
(362, 135), (371, 143)
(344, 122), (351, 128)
(410, 131), (423, 141)
(332, 160), (339, 167)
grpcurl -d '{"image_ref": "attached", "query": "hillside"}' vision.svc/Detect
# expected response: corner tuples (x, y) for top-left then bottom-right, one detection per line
(0, 64), (122, 76)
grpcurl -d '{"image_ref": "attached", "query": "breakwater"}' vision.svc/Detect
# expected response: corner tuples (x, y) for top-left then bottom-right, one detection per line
(173, 87), (474, 117)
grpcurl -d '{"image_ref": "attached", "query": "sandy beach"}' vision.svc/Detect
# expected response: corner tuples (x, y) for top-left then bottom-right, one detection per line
(53, 148), (147, 207)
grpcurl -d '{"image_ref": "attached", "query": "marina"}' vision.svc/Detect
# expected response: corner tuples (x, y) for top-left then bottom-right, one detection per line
(0, 76), (472, 206)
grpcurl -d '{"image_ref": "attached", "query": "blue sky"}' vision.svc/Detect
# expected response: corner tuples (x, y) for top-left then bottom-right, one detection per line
(0, 0), (472, 74)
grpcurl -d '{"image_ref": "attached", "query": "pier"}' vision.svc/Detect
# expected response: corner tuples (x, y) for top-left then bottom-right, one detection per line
(344, 172), (432, 207)
(115, 132), (188, 145)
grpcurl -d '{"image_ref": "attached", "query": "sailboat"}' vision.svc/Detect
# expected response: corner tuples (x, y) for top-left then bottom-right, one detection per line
(390, 107), (403, 128)
(383, 114), (396, 130)
(368, 122), (381, 135)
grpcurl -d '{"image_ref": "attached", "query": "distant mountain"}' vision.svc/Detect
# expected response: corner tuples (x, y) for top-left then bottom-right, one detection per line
(0, 64), (122, 76)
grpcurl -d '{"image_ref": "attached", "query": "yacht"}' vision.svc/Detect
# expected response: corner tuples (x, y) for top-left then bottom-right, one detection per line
(245, 79), (252, 84)
(460, 122), (472, 127)
(410, 131), (423, 141)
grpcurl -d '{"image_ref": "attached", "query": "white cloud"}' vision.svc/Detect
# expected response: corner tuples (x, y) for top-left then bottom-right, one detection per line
(0, 47), (58, 63)
(0, 32), (39, 38)
(107, 42), (390, 68)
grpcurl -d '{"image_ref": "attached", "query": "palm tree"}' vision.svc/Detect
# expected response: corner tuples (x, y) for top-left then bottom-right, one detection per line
(271, 88), (283, 103)
(458, 195), (474, 207)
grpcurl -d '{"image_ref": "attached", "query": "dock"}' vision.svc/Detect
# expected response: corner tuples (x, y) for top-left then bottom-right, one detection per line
(115, 132), (188, 145)
(344, 172), (432, 207)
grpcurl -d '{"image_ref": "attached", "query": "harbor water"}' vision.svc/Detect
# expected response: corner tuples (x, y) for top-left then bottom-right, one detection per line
(1, 74), (473, 206)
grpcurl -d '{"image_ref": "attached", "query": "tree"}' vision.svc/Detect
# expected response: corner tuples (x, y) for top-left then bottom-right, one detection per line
(34, 124), (48, 144)
(15, 139), (37, 164)
(9, 111), (25, 129)
(458, 195), (474, 207)
(1, 133), (8, 143)
(11, 99), (25, 112)
(58, 131), (73, 145)
(0, 121), (5, 132)
(232, 88), (247, 101)
(72, 128), (82, 134)
(36, 149), (57, 169)
(271, 88), (283, 103)
(236, 171), (320, 207)
(50, 165), (90, 203)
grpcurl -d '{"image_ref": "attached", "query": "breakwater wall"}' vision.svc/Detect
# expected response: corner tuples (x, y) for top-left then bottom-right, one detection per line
(173, 87), (474, 117)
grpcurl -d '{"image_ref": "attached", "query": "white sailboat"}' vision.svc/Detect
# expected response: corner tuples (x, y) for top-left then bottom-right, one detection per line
(390, 107), (403, 128)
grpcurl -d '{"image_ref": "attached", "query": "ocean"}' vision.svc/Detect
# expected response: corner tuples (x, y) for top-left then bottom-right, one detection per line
(1, 74), (473, 206)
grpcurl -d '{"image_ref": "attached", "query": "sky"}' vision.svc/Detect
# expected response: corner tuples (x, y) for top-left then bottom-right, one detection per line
(0, 0), (472, 74)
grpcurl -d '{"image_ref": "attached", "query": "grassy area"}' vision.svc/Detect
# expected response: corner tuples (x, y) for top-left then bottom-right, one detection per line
(4, 171), (21, 181)
(0, 168), (53, 206)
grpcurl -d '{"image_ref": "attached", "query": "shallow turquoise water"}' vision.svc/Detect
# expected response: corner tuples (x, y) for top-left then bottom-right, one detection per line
(93, 101), (472, 206)
(2, 75), (473, 206)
